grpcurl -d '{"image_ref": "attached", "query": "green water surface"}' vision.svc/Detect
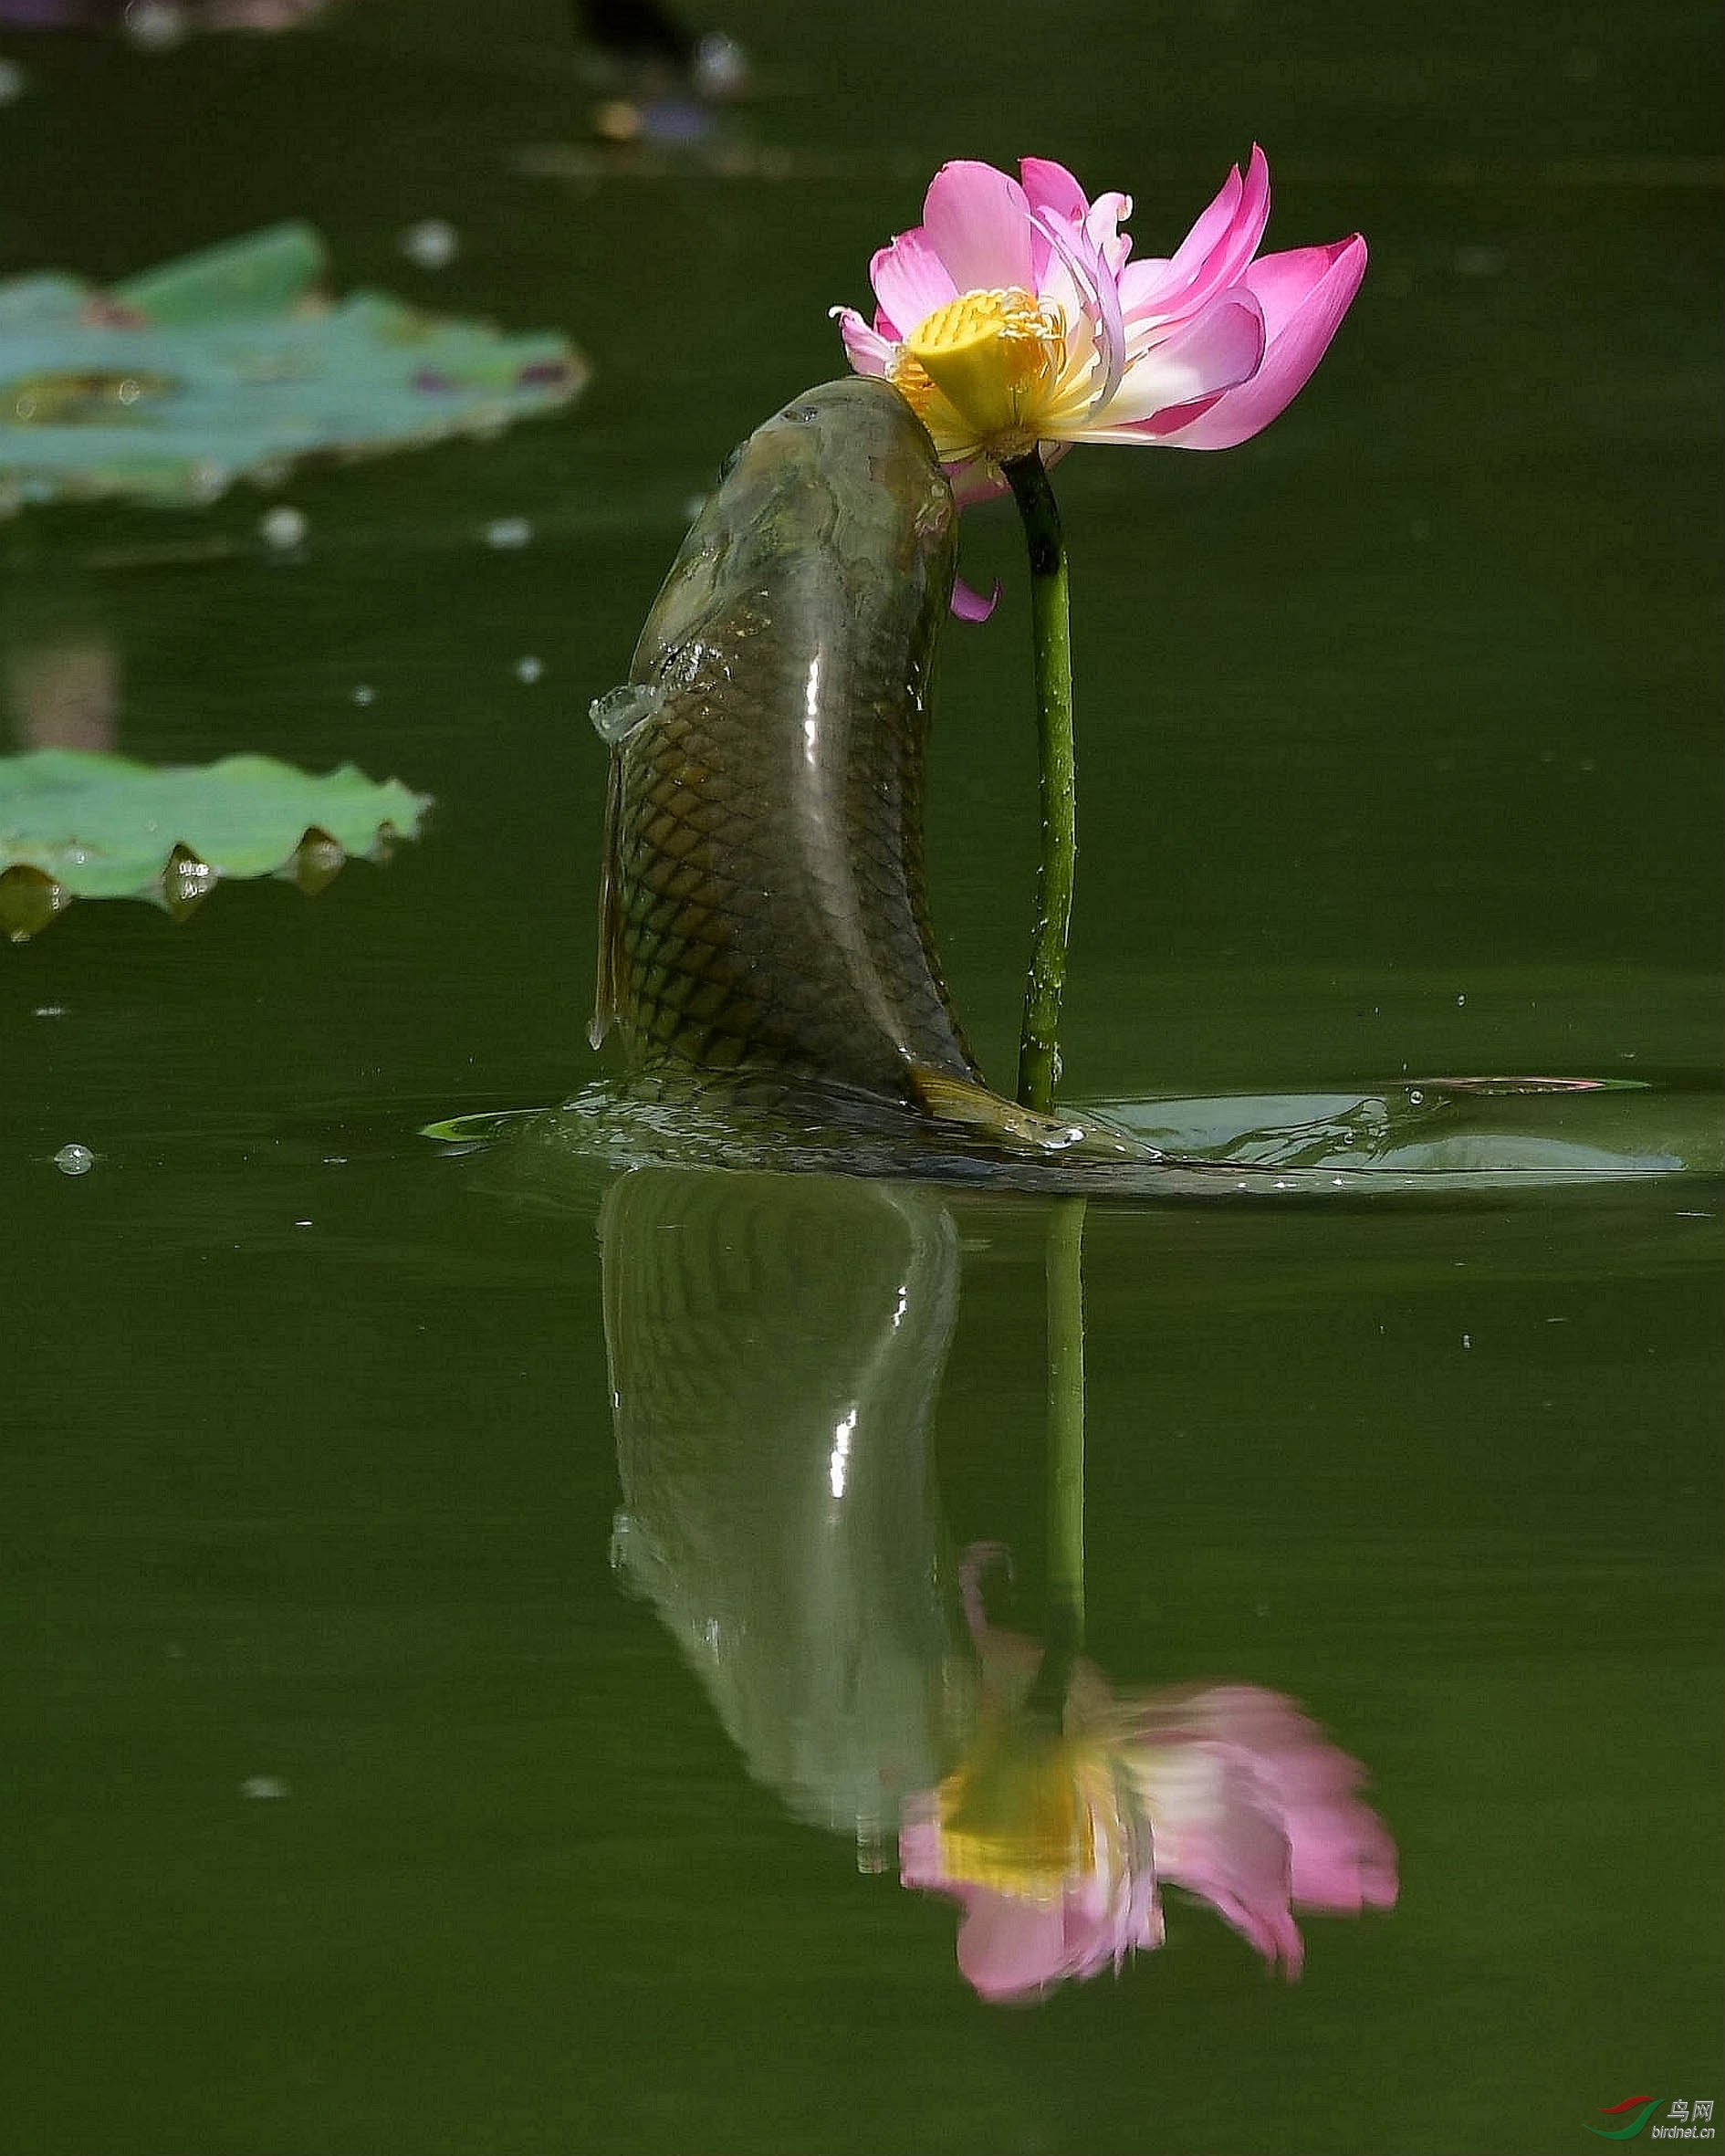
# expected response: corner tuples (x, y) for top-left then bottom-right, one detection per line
(2, 5), (1720, 2152)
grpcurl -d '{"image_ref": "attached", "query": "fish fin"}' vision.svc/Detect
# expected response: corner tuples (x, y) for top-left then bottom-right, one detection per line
(907, 1067), (1150, 1160)
(590, 751), (624, 1051)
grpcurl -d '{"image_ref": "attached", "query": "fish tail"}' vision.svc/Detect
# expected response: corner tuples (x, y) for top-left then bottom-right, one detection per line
(907, 1068), (1155, 1162)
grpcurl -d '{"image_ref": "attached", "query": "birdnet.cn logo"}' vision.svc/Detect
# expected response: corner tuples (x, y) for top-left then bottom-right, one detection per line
(1586, 2098), (1716, 2141)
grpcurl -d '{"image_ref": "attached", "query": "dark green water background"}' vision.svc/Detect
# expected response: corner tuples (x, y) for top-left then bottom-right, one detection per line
(3, 5), (1720, 2152)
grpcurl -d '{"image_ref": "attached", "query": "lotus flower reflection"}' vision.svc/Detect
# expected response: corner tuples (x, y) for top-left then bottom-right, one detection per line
(901, 1548), (1396, 2003)
(833, 148), (1366, 506)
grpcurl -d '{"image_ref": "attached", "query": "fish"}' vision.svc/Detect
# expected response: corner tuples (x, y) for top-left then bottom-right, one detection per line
(591, 374), (1142, 1161)
(601, 1164), (960, 1828)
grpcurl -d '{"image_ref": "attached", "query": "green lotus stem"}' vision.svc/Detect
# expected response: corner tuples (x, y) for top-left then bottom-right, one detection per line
(1044, 1194), (1087, 1650)
(1003, 446), (1076, 1116)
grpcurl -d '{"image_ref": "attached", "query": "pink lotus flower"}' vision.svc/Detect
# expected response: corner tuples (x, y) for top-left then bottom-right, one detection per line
(900, 1547), (1396, 2003)
(833, 149), (1366, 507)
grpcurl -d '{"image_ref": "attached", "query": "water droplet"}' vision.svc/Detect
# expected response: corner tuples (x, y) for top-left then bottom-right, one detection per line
(283, 826), (345, 896)
(161, 845), (217, 922)
(483, 517), (533, 549)
(400, 218), (459, 270)
(1456, 993), (1467, 1007)
(1462, 1333), (1472, 1348)
(1, 866), (71, 942)
(351, 685), (375, 706)
(515, 655), (544, 684)
(589, 682), (664, 746)
(259, 504), (307, 550)
(54, 1143), (95, 1176)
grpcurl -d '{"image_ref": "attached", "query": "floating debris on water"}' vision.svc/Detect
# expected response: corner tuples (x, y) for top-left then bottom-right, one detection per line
(484, 516), (533, 549)
(515, 655), (544, 684)
(53, 1142), (95, 1175)
(240, 1776), (288, 1800)
(351, 685), (374, 706)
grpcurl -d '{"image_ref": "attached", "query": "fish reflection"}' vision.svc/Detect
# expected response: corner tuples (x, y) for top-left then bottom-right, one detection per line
(601, 1167), (966, 1844)
(598, 1167), (1397, 1994)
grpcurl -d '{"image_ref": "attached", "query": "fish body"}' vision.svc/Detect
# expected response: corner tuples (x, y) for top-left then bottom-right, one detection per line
(594, 376), (1141, 1160)
(595, 374), (980, 1099)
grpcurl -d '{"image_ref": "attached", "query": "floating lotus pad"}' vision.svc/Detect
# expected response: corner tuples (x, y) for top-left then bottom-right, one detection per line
(0, 747), (432, 937)
(0, 222), (586, 510)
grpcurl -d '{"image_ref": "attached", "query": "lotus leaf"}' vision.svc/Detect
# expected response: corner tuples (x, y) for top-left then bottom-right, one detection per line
(0, 747), (432, 937)
(0, 223), (587, 510)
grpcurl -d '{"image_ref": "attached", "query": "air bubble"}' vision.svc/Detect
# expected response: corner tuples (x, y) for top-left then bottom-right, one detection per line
(259, 504), (307, 550)
(692, 29), (750, 98)
(124, 1), (186, 49)
(400, 219), (459, 270)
